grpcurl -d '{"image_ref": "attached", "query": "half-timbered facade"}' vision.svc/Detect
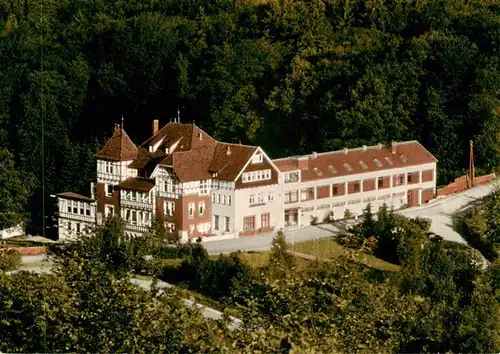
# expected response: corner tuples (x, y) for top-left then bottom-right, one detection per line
(55, 120), (438, 241)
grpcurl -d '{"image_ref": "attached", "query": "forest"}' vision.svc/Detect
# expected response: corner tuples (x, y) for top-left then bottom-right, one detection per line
(1, 0), (499, 233)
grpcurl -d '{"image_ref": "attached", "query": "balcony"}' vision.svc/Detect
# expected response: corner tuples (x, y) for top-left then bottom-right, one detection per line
(59, 211), (96, 223)
(121, 198), (154, 210)
(124, 222), (150, 233)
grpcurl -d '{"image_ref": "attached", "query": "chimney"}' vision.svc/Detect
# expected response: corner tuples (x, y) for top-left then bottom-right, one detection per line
(198, 131), (203, 141)
(311, 152), (318, 159)
(152, 119), (159, 135)
(377, 143), (383, 150)
(362, 145), (367, 152)
(343, 147), (348, 155)
(226, 146), (231, 155)
(297, 157), (308, 170)
(114, 124), (120, 134)
(391, 141), (397, 154)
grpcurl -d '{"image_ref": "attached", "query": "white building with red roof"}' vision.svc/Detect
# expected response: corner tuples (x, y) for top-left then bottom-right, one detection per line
(55, 120), (437, 242)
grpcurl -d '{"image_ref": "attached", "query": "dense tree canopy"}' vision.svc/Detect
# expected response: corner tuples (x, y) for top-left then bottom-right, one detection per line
(1, 0), (499, 232)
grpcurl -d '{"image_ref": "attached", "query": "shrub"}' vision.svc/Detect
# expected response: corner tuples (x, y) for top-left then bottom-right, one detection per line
(338, 233), (363, 249)
(310, 216), (319, 225)
(0, 249), (22, 272)
(344, 209), (354, 219)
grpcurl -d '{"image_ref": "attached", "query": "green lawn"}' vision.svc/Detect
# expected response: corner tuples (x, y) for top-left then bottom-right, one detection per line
(291, 238), (401, 271)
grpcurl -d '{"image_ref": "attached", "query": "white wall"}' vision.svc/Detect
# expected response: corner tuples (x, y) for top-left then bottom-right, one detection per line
(234, 183), (283, 235)
(211, 180), (236, 236)
(0, 224), (24, 239)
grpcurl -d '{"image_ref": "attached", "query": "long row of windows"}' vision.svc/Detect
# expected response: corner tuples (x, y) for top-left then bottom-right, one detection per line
(121, 208), (151, 226)
(66, 200), (91, 216)
(242, 169), (271, 183)
(122, 190), (151, 203)
(212, 193), (232, 205)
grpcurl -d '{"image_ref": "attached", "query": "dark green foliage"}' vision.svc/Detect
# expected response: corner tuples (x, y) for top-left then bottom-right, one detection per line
(0, 249), (21, 272)
(268, 230), (295, 276)
(0, 148), (31, 230)
(1, 0), (499, 232)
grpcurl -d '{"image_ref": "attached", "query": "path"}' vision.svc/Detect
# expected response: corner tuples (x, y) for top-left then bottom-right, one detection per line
(9, 266), (241, 331)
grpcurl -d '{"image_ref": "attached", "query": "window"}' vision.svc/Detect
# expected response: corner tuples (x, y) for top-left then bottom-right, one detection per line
(85, 205), (90, 216)
(252, 153), (263, 164)
(198, 202), (205, 216)
(312, 167), (322, 176)
(200, 179), (209, 195)
(68, 222), (72, 231)
(105, 205), (114, 217)
(353, 182), (360, 193)
(327, 165), (336, 174)
(212, 193), (216, 203)
(284, 171), (299, 183)
(222, 195), (226, 205)
(407, 173), (414, 184)
(243, 216), (255, 231)
(268, 192), (274, 202)
(249, 194), (255, 204)
(73, 202), (78, 214)
(378, 177), (384, 189)
(67, 201), (72, 213)
(332, 185), (338, 195)
(104, 161), (113, 174)
(359, 160), (368, 170)
(242, 170), (272, 183)
(188, 203), (195, 218)
(137, 211), (143, 225)
(217, 194), (221, 204)
(400, 155), (408, 164)
(214, 215), (220, 230)
(343, 163), (353, 172)
(76, 223), (81, 233)
(105, 184), (113, 197)
(261, 213), (270, 229)
(258, 193), (264, 203)
(79, 202), (84, 215)
(284, 190), (298, 203)
(385, 157), (393, 166)
(164, 201), (175, 216)
(224, 217), (230, 232)
(399, 175), (405, 185)
(131, 210), (137, 224)
(373, 158), (382, 168)
(228, 196), (232, 205)
(301, 188), (314, 201)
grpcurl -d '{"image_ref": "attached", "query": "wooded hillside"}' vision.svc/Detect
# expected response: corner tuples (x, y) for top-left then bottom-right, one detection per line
(1, 0), (499, 232)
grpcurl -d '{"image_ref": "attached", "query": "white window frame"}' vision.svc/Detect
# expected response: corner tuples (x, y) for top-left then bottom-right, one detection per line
(188, 203), (195, 218)
(224, 216), (230, 232)
(258, 193), (264, 203)
(268, 192), (274, 202)
(252, 153), (263, 164)
(249, 194), (255, 204)
(105, 205), (114, 217)
(198, 202), (205, 216)
(228, 196), (232, 206)
(214, 215), (220, 230)
(200, 179), (209, 195)
(105, 184), (113, 197)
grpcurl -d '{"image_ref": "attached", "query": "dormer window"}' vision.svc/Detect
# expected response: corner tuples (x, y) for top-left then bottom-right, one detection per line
(385, 157), (393, 166)
(313, 167), (322, 176)
(327, 165), (336, 174)
(343, 163), (353, 172)
(359, 161), (368, 170)
(400, 155), (408, 164)
(373, 158), (382, 168)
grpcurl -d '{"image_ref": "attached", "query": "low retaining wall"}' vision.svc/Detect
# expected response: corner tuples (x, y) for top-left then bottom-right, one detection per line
(4, 247), (46, 256)
(437, 173), (496, 197)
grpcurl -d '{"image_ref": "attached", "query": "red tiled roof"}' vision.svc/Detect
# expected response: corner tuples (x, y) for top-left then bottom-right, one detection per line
(117, 177), (155, 192)
(56, 192), (94, 202)
(95, 125), (138, 161)
(273, 141), (437, 182)
(208, 143), (257, 181)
